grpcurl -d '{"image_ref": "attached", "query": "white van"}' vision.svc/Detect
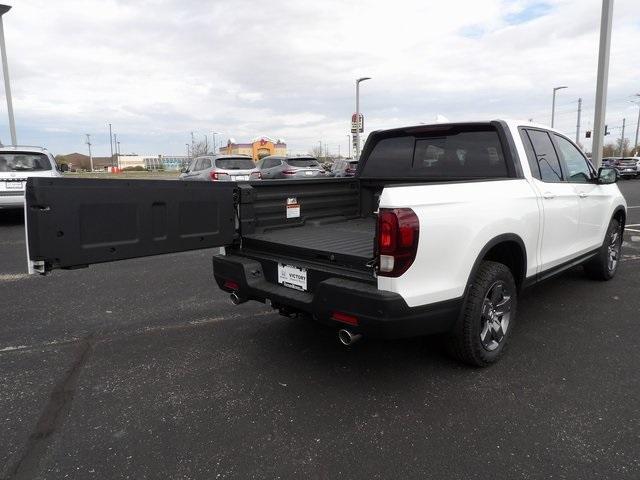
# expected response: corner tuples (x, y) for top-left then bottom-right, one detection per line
(0, 146), (61, 210)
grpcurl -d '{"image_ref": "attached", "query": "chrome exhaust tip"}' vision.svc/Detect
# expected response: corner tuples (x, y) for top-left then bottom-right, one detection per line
(230, 292), (246, 305)
(338, 329), (362, 346)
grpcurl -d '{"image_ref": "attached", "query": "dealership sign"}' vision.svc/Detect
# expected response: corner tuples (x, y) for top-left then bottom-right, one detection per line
(351, 113), (364, 133)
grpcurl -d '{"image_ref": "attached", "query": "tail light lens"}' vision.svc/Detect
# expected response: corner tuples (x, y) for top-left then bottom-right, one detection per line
(283, 170), (297, 175)
(377, 208), (419, 277)
(210, 171), (230, 181)
(250, 172), (261, 180)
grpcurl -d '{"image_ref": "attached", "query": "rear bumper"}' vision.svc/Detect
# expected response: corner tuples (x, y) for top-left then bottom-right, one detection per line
(212, 254), (461, 339)
(0, 193), (24, 209)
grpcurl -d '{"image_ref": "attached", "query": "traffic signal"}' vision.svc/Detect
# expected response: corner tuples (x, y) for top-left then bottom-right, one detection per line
(586, 131), (591, 138)
(605, 125), (610, 135)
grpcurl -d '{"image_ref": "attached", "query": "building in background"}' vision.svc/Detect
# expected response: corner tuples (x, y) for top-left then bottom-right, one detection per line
(116, 154), (189, 170)
(219, 136), (286, 161)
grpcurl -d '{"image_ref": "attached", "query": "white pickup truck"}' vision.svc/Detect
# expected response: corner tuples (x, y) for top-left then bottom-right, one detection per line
(24, 120), (626, 366)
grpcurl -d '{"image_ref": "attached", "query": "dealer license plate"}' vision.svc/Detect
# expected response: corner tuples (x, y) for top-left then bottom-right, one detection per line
(233, 175), (249, 181)
(5, 181), (23, 189)
(305, 171), (313, 176)
(277, 263), (307, 291)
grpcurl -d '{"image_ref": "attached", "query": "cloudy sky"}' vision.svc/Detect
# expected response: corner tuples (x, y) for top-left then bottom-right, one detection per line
(1, 0), (639, 156)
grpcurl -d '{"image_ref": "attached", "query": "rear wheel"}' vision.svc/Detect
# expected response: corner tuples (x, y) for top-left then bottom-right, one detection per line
(584, 217), (622, 281)
(446, 261), (517, 367)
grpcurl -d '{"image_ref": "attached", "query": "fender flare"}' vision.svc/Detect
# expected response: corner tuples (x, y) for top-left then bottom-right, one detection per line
(463, 233), (528, 298)
(612, 205), (626, 231)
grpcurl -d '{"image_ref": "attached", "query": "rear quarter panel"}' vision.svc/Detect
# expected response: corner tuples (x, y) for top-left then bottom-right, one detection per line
(377, 179), (541, 307)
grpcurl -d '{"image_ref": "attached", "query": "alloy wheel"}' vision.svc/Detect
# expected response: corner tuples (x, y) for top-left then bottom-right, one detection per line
(480, 281), (512, 351)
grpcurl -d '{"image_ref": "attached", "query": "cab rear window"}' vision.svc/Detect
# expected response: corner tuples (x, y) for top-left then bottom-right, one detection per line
(360, 126), (508, 179)
(0, 153), (52, 172)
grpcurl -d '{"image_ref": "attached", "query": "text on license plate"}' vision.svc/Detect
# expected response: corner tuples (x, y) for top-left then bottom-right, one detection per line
(233, 175), (249, 181)
(277, 263), (307, 291)
(5, 181), (23, 189)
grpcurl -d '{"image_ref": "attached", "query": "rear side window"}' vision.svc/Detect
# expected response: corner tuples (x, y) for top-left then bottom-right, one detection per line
(525, 130), (563, 182)
(361, 128), (508, 179)
(0, 153), (52, 172)
(215, 158), (255, 169)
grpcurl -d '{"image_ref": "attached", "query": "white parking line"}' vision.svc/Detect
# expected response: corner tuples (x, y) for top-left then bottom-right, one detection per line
(627, 206), (640, 209)
(625, 228), (640, 233)
(626, 224), (640, 227)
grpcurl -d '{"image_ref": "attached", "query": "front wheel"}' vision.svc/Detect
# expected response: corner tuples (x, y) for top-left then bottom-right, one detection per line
(584, 217), (623, 280)
(446, 261), (517, 367)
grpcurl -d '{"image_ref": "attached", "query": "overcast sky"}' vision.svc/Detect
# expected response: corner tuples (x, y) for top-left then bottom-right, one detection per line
(1, 0), (639, 156)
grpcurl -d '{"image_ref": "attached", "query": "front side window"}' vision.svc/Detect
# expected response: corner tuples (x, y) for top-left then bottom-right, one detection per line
(526, 130), (563, 182)
(0, 153), (52, 172)
(554, 135), (592, 183)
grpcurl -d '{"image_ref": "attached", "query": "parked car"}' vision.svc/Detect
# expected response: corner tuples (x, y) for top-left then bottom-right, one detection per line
(620, 157), (640, 176)
(24, 120), (626, 366)
(601, 157), (618, 167)
(179, 155), (260, 182)
(331, 158), (359, 177)
(613, 157), (638, 178)
(0, 146), (61, 210)
(256, 156), (325, 179)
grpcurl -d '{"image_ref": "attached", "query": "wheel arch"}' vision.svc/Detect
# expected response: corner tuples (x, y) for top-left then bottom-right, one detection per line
(464, 234), (528, 296)
(612, 205), (626, 233)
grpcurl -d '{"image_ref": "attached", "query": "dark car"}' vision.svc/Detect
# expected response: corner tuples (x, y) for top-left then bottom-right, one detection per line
(256, 156), (325, 179)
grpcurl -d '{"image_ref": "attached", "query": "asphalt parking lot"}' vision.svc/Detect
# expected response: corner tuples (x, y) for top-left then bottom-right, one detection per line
(1, 183), (640, 480)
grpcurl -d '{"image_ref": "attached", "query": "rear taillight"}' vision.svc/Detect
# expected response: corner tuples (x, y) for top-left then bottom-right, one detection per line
(250, 172), (261, 180)
(283, 170), (297, 175)
(210, 171), (230, 181)
(377, 208), (419, 277)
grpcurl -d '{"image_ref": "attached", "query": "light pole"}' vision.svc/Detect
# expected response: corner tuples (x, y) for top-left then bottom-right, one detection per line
(355, 76), (371, 158)
(0, 5), (16, 145)
(346, 134), (351, 158)
(85, 134), (93, 171)
(592, 0), (614, 168)
(633, 94), (640, 152)
(185, 143), (190, 161)
(212, 131), (220, 154)
(551, 86), (568, 128)
(108, 123), (114, 166)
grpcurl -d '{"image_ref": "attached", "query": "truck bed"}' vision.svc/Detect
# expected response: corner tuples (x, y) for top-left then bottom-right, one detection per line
(242, 216), (376, 271)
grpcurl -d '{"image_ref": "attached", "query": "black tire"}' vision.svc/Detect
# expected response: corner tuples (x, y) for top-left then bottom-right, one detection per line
(584, 217), (623, 281)
(446, 261), (517, 367)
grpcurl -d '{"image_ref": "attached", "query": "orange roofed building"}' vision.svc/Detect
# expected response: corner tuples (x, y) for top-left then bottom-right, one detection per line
(219, 136), (286, 161)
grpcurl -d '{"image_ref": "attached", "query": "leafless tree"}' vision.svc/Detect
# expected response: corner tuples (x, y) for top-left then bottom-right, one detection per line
(192, 137), (211, 157)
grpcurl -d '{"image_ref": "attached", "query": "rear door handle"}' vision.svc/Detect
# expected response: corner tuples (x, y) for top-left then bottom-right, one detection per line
(542, 192), (555, 200)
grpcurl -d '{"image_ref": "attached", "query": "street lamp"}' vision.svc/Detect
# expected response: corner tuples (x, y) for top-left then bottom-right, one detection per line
(355, 76), (371, 158)
(551, 86), (568, 128)
(346, 133), (351, 158)
(632, 94), (640, 152)
(0, 4), (16, 145)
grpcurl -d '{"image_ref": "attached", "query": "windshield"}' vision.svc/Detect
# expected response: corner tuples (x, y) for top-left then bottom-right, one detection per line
(215, 158), (255, 170)
(0, 153), (52, 172)
(287, 158), (320, 167)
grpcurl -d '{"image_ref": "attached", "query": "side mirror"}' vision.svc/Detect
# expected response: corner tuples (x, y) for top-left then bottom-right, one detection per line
(59, 163), (69, 172)
(597, 167), (617, 184)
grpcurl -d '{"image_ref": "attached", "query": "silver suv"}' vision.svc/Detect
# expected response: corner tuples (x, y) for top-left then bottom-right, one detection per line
(256, 156), (325, 179)
(0, 146), (61, 210)
(179, 155), (260, 182)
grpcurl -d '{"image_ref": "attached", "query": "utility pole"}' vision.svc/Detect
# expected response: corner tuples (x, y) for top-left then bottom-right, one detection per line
(576, 98), (582, 144)
(0, 5), (16, 145)
(212, 131), (220, 154)
(191, 131), (195, 155)
(117, 141), (121, 156)
(346, 134), (351, 158)
(592, 0), (614, 168)
(355, 77), (371, 158)
(620, 118), (626, 156)
(85, 134), (94, 171)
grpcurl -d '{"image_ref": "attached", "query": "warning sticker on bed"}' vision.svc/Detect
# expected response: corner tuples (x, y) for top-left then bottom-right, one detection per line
(286, 197), (300, 218)
(286, 204), (300, 218)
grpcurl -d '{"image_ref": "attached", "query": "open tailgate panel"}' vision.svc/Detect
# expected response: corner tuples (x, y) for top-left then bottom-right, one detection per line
(25, 178), (236, 273)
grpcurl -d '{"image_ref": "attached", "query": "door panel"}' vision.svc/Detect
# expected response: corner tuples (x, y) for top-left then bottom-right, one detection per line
(26, 178), (236, 273)
(532, 178), (580, 270)
(573, 183), (610, 251)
